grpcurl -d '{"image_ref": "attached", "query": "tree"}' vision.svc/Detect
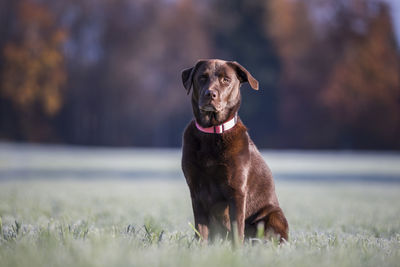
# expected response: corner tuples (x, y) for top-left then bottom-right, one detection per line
(322, 3), (400, 149)
(206, 0), (281, 147)
(267, 0), (331, 148)
(0, 0), (67, 141)
(267, 0), (400, 149)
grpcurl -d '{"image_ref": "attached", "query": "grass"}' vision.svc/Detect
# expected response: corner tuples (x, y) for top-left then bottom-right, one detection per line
(0, 143), (399, 267)
(0, 179), (399, 267)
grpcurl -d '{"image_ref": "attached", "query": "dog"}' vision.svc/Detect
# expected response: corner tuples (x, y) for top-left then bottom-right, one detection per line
(181, 59), (288, 244)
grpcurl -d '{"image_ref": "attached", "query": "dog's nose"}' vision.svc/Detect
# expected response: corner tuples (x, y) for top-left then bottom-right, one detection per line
(205, 89), (218, 100)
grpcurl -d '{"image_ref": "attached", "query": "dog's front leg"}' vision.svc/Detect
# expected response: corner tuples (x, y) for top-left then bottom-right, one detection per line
(195, 218), (209, 243)
(229, 192), (246, 245)
(192, 201), (209, 243)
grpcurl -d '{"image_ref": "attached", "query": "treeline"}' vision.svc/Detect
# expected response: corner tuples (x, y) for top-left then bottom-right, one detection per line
(0, 0), (399, 149)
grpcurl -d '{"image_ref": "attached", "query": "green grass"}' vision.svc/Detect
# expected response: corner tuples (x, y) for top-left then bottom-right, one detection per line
(0, 179), (399, 267)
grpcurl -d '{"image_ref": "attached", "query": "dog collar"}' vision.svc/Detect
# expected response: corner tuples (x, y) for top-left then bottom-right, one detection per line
(195, 115), (237, 134)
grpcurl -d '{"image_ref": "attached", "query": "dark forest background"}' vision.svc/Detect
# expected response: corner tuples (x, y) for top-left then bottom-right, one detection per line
(0, 0), (399, 149)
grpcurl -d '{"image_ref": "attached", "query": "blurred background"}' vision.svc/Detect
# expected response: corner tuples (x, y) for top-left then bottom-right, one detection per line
(0, 0), (399, 150)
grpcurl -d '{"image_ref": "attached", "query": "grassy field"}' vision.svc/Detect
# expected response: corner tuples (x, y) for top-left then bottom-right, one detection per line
(0, 143), (399, 267)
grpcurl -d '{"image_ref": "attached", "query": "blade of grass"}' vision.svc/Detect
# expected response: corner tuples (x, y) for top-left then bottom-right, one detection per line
(256, 221), (265, 239)
(188, 222), (202, 241)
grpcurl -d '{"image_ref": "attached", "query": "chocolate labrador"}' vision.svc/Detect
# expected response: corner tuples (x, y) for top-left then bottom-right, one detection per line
(181, 59), (288, 244)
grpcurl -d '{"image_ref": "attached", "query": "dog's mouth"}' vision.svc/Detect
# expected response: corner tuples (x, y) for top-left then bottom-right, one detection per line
(197, 102), (230, 126)
(199, 102), (225, 113)
(199, 105), (218, 112)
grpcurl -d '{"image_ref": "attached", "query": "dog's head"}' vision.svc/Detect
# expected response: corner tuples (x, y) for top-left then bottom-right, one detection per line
(182, 59), (258, 127)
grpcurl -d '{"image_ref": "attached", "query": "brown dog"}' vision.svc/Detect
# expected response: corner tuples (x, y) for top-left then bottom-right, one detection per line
(181, 59), (288, 244)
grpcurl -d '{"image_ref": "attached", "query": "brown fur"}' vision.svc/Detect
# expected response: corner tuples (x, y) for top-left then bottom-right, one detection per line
(181, 59), (288, 244)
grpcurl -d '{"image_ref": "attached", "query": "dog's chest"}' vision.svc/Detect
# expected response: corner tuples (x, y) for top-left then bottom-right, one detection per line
(196, 145), (228, 173)
(191, 148), (232, 193)
(204, 157), (219, 168)
(196, 157), (228, 179)
(190, 136), (236, 182)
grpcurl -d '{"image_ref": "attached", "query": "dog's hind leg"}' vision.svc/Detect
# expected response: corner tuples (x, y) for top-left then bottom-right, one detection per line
(263, 208), (289, 243)
(247, 207), (289, 243)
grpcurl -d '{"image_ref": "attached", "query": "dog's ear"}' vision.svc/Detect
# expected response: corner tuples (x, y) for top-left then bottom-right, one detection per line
(181, 60), (205, 95)
(228, 61), (259, 90)
(181, 67), (194, 94)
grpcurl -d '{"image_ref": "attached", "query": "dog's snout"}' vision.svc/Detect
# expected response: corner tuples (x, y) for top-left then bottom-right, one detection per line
(205, 89), (218, 100)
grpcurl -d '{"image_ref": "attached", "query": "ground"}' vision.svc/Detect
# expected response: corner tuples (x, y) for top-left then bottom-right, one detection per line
(0, 143), (399, 267)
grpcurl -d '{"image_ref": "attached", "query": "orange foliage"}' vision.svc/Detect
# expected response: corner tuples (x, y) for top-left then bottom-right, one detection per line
(267, 0), (400, 148)
(322, 4), (400, 140)
(1, 0), (67, 116)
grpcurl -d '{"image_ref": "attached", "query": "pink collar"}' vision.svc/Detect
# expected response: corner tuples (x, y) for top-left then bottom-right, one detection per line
(195, 115), (237, 134)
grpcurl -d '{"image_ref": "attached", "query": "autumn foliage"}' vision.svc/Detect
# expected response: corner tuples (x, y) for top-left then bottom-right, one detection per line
(0, 0), (399, 149)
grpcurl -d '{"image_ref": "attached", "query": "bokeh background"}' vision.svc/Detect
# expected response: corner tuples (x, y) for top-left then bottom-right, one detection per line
(0, 0), (399, 150)
(1, 2), (400, 266)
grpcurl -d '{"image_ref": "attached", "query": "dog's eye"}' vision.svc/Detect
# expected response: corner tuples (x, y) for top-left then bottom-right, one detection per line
(222, 77), (230, 84)
(199, 75), (208, 82)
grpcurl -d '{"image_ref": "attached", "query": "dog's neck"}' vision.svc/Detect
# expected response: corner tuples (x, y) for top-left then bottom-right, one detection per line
(195, 114), (237, 134)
